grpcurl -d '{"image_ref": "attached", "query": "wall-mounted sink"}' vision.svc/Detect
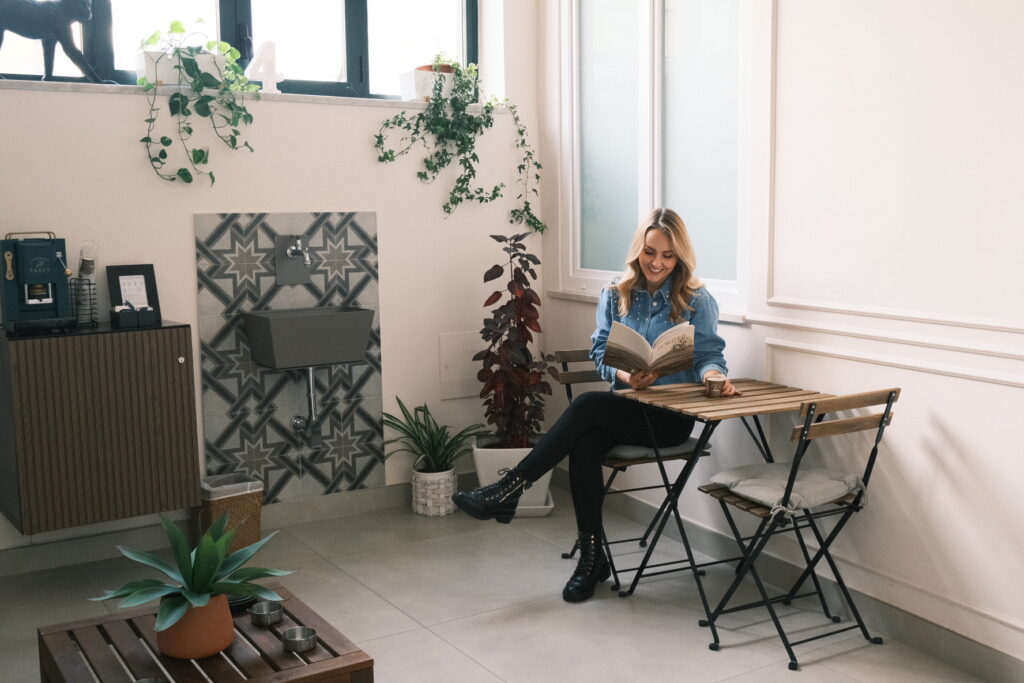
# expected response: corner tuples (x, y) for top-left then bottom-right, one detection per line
(241, 306), (374, 370)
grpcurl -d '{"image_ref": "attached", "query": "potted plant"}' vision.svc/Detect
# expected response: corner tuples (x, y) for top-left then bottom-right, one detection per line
(90, 513), (290, 660)
(383, 398), (488, 516)
(471, 232), (559, 514)
(374, 54), (546, 232)
(137, 21), (259, 185)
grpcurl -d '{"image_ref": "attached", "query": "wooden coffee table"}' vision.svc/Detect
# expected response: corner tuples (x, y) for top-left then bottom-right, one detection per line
(38, 585), (373, 682)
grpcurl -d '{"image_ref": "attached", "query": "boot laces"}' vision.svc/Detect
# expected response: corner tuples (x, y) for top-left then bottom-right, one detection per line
(574, 533), (602, 575)
(479, 468), (528, 503)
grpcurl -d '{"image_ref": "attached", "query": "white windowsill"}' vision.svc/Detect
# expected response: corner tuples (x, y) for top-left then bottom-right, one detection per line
(547, 289), (747, 325)
(0, 79), (503, 113)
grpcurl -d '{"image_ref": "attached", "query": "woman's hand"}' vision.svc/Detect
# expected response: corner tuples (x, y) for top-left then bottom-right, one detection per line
(703, 370), (743, 397)
(617, 369), (660, 391)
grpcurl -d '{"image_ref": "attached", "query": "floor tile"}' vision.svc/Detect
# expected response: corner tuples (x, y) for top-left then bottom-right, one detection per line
(357, 628), (503, 682)
(275, 558), (420, 642)
(326, 526), (570, 626)
(809, 637), (983, 681)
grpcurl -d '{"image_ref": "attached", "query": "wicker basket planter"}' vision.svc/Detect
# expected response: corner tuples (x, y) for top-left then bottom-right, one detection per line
(411, 468), (457, 516)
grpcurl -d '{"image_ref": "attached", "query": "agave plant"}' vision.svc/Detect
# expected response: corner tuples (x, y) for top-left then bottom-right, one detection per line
(383, 397), (488, 473)
(91, 513), (290, 631)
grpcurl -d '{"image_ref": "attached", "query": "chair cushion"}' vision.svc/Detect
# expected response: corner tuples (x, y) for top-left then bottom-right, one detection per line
(607, 436), (704, 461)
(710, 463), (862, 515)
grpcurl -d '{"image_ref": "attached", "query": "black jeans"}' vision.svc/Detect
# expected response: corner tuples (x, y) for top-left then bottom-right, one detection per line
(515, 391), (696, 534)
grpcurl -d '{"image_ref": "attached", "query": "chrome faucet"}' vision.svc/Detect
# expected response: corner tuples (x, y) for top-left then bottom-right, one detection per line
(286, 236), (312, 266)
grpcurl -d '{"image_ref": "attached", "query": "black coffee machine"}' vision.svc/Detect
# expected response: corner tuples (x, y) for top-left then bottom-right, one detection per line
(1, 232), (75, 336)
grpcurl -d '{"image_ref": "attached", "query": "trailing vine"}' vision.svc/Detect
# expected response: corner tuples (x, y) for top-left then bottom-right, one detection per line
(138, 21), (259, 185)
(374, 55), (547, 233)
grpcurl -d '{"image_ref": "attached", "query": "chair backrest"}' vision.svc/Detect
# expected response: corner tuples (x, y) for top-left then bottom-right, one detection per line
(554, 349), (604, 402)
(782, 388), (900, 507)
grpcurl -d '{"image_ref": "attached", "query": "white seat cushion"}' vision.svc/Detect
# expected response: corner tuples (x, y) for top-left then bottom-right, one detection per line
(710, 462), (863, 514)
(606, 436), (704, 461)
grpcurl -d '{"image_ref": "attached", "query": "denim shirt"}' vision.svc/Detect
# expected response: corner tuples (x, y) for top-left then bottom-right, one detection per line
(590, 278), (728, 389)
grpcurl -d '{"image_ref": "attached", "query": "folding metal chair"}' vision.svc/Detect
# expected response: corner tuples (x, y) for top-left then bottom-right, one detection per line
(697, 388), (900, 671)
(554, 349), (710, 592)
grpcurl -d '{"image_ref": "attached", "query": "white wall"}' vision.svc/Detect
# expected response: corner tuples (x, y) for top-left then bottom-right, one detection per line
(0, 1), (545, 552)
(538, 0), (1024, 661)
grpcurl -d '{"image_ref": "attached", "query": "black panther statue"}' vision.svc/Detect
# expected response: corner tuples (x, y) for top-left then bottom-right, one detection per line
(0, 0), (103, 82)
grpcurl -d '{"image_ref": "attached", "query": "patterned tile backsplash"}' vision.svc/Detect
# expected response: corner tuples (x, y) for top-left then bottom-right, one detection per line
(194, 212), (383, 504)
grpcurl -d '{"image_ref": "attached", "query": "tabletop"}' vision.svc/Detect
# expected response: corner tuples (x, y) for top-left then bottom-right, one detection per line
(37, 585), (373, 682)
(618, 379), (835, 421)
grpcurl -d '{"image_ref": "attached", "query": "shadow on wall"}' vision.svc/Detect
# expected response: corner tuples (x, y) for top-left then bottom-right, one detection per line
(194, 212), (382, 504)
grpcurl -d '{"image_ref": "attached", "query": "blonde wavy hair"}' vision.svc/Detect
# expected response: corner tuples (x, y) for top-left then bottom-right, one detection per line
(615, 208), (701, 323)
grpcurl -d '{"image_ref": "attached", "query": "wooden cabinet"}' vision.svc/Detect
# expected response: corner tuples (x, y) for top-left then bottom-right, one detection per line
(0, 324), (200, 534)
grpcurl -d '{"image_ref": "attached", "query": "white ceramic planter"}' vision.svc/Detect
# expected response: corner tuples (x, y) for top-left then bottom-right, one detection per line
(137, 49), (226, 87)
(398, 67), (454, 101)
(472, 436), (554, 516)
(411, 467), (457, 516)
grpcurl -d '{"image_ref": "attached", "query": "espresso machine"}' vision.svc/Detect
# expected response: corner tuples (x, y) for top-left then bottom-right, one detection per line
(1, 232), (75, 336)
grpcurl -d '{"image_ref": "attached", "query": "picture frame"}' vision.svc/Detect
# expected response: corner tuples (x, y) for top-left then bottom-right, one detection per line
(106, 264), (161, 323)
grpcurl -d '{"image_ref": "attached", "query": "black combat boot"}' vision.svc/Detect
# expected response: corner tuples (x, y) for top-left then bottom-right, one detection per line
(562, 531), (611, 602)
(452, 468), (530, 524)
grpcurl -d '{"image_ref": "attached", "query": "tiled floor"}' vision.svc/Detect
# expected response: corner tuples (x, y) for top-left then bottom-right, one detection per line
(2, 488), (981, 682)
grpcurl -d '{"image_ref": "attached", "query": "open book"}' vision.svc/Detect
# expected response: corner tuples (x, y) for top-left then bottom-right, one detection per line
(602, 321), (695, 376)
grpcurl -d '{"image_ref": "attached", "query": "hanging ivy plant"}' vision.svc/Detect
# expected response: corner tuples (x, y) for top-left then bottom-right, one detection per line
(374, 55), (546, 233)
(137, 21), (259, 185)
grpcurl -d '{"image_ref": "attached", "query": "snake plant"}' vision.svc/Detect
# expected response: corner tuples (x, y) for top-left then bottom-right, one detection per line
(91, 513), (290, 631)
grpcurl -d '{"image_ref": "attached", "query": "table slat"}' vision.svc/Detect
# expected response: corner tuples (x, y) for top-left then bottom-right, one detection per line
(658, 388), (821, 413)
(234, 617), (302, 671)
(131, 614), (210, 683)
(39, 631), (97, 683)
(69, 626), (132, 682)
(102, 620), (167, 681)
(696, 393), (835, 420)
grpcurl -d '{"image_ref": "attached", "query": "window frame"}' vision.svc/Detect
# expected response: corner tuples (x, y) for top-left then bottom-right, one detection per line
(0, 0), (478, 99)
(557, 0), (748, 315)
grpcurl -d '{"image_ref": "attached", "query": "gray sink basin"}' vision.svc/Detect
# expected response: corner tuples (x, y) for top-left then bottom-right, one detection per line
(241, 306), (374, 369)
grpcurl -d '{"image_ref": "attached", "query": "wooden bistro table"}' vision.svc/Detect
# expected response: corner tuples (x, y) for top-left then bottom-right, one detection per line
(38, 585), (373, 682)
(615, 379), (834, 638)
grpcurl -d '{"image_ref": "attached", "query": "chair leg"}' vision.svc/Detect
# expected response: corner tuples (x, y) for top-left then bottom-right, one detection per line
(747, 561), (802, 670)
(789, 517), (840, 622)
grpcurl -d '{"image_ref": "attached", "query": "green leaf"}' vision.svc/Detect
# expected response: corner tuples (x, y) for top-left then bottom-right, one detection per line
(198, 72), (220, 89)
(217, 530), (279, 579)
(140, 136), (152, 143)
(160, 515), (193, 585)
(169, 21), (186, 34)
(117, 585), (182, 608)
(189, 531), (224, 592)
(116, 546), (184, 584)
(220, 566), (292, 582)
(210, 582), (283, 601)
(180, 56), (201, 80)
(176, 168), (193, 183)
(154, 595), (189, 631)
(160, 136), (172, 146)
(168, 92), (188, 116)
(194, 95), (213, 116)
(206, 511), (230, 541)
(89, 579), (173, 601)
(208, 172), (216, 185)
(143, 31), (161, 47)
(191, 147), (208, 165)
(180, 588), (212, 607)
(158, 149), (167, 160)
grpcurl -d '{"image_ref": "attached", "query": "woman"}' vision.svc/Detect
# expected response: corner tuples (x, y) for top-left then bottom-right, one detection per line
(453, 208), (740, 602)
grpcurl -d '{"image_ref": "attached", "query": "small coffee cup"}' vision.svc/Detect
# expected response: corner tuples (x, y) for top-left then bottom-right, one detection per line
(705, 376), (726, 398)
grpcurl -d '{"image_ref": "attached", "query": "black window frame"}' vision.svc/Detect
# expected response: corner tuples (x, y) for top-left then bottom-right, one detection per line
(1, 0), (479, 99)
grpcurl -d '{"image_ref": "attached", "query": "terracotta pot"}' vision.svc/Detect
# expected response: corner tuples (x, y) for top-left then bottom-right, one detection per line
(416, 63), (455, 73)
(156, 594), (235, 659)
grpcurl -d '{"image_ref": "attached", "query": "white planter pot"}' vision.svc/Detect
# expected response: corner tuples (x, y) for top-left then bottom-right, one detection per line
(411, 467), (457, 517)
(398, 67), (454, 101)
(137, 49), (226, 88)
(472, 436), (554, 517)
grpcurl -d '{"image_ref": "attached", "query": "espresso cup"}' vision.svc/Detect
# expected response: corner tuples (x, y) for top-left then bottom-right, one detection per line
(705, 376), (726, 398)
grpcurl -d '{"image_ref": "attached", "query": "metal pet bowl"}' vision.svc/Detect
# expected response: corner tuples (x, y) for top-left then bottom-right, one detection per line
(282, 626), (317, 653)
(248, 601), (283, 626)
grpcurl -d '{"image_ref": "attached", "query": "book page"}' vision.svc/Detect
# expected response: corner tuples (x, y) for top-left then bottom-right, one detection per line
(602, 321), (653, 373)
(648, 323), (694, 375)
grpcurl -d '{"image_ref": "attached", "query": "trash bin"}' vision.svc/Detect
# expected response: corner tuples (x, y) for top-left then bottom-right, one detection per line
(198, 473), (264, 553)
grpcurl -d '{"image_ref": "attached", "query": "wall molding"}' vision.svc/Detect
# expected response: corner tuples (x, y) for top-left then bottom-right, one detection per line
(764, 338), (1024, 389)
(747, 314), (1024, 361)
(761, 2), (1023, 336)
(766, 297), (1024, 335)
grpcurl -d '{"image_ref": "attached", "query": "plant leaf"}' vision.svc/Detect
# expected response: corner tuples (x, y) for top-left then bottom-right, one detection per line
(189, 531), (224, 592)
(176, 168), (193, 183)
(154, 595), (189, 631)
(117, 585), (182, 608)
(89, 579), (174, 602)
(217, 530), (279, 579)
(116, 546), (184, 584)
(483, 265), (504, 283)
(220, 566), (292, 582)
(207, 512), (230, 541)
(160, 515), (193, 584)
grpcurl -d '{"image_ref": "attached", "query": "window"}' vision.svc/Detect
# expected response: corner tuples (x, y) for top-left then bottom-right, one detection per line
(0, 0), (477, 98)
(561, 0), (745, 311)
